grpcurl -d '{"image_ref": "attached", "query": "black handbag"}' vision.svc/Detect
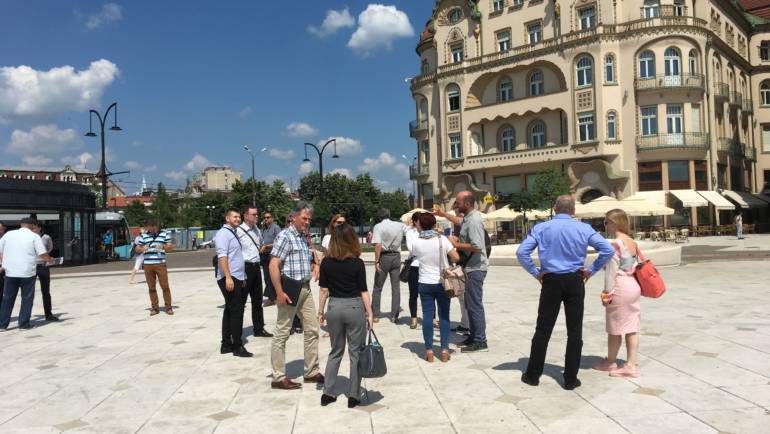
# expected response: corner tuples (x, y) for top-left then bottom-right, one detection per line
(398, 257), (413, 283)
(358, 329), (387, 378)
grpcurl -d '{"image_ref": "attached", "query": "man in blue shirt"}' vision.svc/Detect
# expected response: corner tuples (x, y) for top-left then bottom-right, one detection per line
(516, 195), (614, 390)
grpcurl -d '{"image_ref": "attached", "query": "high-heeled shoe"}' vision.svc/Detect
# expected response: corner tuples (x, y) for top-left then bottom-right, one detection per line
(425, 349), (434, 363)
(321, 394), (337, 406)
(440, 349), (450, 363)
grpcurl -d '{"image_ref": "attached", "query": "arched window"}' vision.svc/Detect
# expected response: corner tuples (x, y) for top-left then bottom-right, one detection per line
(448, 8), (462, 23)
(688, 50), (697, 74)
(447, 84), (461, 112)
(500, 125), (515, 152)
(606, 111), (618, 140)
(576, 56), (593, 87)
(499, 78), (513, 102)
(529, 70), (544, 96)
(529, 121), (546, 148)
(664, 47), (681, 76)
(761, 81), (770, 106)
(639, 50), (656, 78)
(605, 54), (616, 83)
(421, 59), (429, 75)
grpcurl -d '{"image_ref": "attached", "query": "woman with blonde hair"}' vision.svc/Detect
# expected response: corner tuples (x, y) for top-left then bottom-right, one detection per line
(318, 223), (373, 408)
(593, 209), (642, 378)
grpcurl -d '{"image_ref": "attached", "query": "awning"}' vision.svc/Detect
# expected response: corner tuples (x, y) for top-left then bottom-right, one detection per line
(628, 191), (666, 206)
(723, 190), (768, 209)
(697, 190), (735, 210)
(754, 193), (770, 204)
(669, 189), (708, 207)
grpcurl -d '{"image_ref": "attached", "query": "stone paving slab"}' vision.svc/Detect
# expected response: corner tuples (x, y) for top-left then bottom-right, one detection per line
(2, 259), (770, 433)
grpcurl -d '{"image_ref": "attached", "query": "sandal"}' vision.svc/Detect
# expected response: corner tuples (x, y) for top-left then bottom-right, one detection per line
(150, 308), (160, 316)
(609, 364), (639, 378)
(410, 318), (418, 329)
(592, 358), (618, 372)
(425, 349), (434, 363)
(440, 349), (450, 363)
(165, 307), (174, 315)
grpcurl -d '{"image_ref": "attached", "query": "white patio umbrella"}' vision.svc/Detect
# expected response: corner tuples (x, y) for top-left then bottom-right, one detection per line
(485, 206), (523, 222)
(400, 208), (447, 224)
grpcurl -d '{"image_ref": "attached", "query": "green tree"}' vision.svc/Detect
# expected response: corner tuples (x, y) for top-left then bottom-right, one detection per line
(532, 166), (570, 213)
(149, 183), (175, 228)
(228, 178), (292, 225)
(123, 199), (150, 227)
(379, 189), (410, 220)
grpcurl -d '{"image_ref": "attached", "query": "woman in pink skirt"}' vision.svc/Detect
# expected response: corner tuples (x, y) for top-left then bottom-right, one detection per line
(593, 209), (641, 378)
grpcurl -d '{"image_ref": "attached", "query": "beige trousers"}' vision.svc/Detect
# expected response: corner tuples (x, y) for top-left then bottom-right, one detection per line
(270, 284), (320, 381)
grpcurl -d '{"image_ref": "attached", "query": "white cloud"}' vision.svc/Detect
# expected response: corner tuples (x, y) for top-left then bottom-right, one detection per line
(22, 155), (53, 166)
(184, 153), (212, 171)
(286, 122), (319, 138)
(60, 152), (94, 170)
(298, 161), (314, 176)
(318, 136), (362, 156)
(359, 152), (409, 178)
(6, 124), (81, 161)
(80, 3), (123, 30)
(0, 59), (119, 119)
(124, 160), (141, 170)
(238, 106), (253, 118)
(347, 4), (414, 56)
(165, 170), (186, 181)
(269, 148), (296, 160)
(330, 168), (352, 178)
(263, 174), (284, 184)
(308, 7), (355, 37)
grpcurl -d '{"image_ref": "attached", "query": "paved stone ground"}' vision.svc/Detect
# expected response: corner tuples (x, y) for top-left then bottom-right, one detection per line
(4, 257), (770, 433)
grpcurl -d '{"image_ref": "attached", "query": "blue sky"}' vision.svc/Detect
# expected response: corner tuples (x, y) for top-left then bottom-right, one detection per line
(0, 1), (433, 194)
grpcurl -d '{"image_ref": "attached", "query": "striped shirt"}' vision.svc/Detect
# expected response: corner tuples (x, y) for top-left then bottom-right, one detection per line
(271, 225), (312, 281)
(137, 231), (171, 264)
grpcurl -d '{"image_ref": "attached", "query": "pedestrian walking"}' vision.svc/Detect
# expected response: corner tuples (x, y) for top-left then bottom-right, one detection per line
(371, 208), (406, 323)
(135, 220), (175, 316)
(410, 213), (460, 363)
(215, 208), (252, 357)
(735, 212), (744, 240)
(0, 218), (54, 330)
(269, 202), (323, 390)
(516, 195), (615, 390)
(318, 223), (373, 408)
(129, 227), (146, 284)
(593, 209), (642, 378)
(238, 206), (272, 338)
(32, 221), (58, 321)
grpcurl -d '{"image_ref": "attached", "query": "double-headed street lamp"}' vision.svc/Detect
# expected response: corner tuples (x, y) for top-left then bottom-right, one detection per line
(303, 138), (338, 199)
(85, 102), (126, 209)
(243, 145), (269, 207)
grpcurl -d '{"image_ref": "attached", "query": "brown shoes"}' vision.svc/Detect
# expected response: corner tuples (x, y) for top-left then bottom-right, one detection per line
(271, 378), (301, 390)
(425, 349), (434, 363)
(165, 307), (174, 315)
(440, 350), (450, 363)
(303, 373), (325, 384)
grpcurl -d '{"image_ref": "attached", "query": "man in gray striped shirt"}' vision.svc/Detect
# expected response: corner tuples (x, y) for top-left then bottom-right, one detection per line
(135, 220), (174, 316)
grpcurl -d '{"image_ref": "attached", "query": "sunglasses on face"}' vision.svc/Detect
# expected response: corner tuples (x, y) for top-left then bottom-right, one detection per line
(335, 220), (345, 225)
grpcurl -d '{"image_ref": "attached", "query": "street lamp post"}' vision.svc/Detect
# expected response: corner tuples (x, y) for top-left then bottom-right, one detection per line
(205, 205), (217, 228)
(85, 102), (125, 209)
(243, 145), (256, 206)
(302, 138), (338, 199)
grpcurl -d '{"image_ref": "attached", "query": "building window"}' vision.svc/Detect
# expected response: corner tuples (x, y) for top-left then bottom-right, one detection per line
(579, 6), (596, 30)
(694, 160), (708, 190)
(499, 78), (513, 102)
(668, 160), (690, 190)
(673, 0), (685, 16)
(641, 106), (658, 136)
(421, 183), (434, 209)
(451, 43), (464, 63)
(512, 0), (523, 6)
(495, 175), (522, 201)
(421, 140), (430, 164)
(447, 85), (461, 112)
(688, 50), (697, 74)
(497, 30), (510, 52)
(529, 70), (544, 96)
(762, 124), (770, 153)
(761, 41), (770, 61)
(638, 161), (663, 191)
(605, 54), (616, 83)
(643, 0), (660, 19)
(492, 0), (505, 12)
(448, 9), (462, 23)
(607, 111), (617, 140)
(578, 112), (595, 142)
(762, 81), (770, 106)
(500, 126), (515, 152)
(527, 22), (542, 45)
(666, 104), (683, 135)
(529, 121), (546, 148)
(449, 133), (462, 159)
(639, 51), (655, 78)
(664, 47), (681, 76)
(576, 55), (593, 87)
(421, 59), (429, 74)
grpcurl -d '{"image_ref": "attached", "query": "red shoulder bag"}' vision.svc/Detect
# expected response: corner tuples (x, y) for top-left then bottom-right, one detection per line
(635, 246), (666, 298)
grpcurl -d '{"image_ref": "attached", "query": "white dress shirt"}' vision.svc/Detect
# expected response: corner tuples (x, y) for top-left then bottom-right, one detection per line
(0, 227), (47, 278)
(237, 222), (262, 264)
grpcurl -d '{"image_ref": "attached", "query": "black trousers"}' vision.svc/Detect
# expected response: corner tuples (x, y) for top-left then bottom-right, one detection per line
(525, 271), (585, 384)
(36, 265), (53, 316)
(0, 270), (4, 314)
(408, 266), (419, 318)
(260, 252), (273, 298)
(243, 262), (264, 331)
(218, 277), (245, 347)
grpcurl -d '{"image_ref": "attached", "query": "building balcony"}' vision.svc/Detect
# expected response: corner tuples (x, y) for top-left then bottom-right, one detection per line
(636, 133), (709, 152)
(729, 91), (743, 108)
(718, 138), (742, 156)
(409, 119), (428, 138)
(639, 5), (688, 18)
(409, 163), (429, 179)
(742, 98), (754, 114)
(713, 83), (729, 101)
(443, 143), (572, 173)
(634, 74), (704, 93)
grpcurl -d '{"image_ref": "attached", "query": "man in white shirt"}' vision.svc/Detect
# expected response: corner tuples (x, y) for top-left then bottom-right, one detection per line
(33, 221), (58, 321)
(238, 206), (272, 338)
(371, 208), (407, 323)
(0, 218), (53, 330)
(0, 222), (6, 308)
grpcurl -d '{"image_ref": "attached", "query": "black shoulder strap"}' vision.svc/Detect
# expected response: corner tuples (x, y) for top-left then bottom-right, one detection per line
(236, 226), (259, 249)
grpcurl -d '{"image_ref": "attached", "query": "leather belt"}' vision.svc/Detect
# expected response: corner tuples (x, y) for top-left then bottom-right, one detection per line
(381, 250), (400, 255)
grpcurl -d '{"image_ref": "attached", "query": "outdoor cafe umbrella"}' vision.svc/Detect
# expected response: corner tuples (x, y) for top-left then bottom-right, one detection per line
(400, 208), (447, 224)
(485, 206), (523, 222)
(574, 195), (674, 218)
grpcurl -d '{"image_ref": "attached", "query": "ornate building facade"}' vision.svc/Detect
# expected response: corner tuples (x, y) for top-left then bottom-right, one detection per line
(409, 0), (770, 226)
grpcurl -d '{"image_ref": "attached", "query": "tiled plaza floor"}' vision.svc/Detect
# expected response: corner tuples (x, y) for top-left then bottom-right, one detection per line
(2, 258), (769, 433)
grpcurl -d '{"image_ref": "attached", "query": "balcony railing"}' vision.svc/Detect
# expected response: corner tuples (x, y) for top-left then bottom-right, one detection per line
(729, 91), (743, 108)
(409, 163), (429, 179)
(718, 138), (742, 156)
(742, 98), (754, 114)
(713, 83), (729, 100)
(409, 119), (428, 138)
(634, 74), (704, 92)
(636, 133), (709, 151)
